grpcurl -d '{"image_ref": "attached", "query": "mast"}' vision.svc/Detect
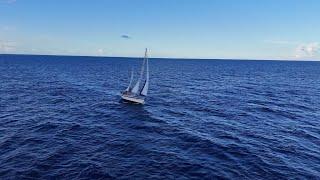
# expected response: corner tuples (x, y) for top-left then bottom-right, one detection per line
(140, 48), (149, 96)
(131, 48), (147, 94)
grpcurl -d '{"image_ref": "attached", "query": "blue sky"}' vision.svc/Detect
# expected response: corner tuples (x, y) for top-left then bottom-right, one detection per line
(0, 0), (319, 60)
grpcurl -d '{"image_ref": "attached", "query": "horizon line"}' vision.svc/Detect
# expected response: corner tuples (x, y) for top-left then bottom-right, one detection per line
(0, 53), (319, 62)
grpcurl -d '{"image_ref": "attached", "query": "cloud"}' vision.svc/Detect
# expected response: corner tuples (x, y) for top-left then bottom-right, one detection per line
(295, 42), (319, 58)
(0, 41), (16, 53)
(97, 48), (105, 56)
(121, 35), (131, 39)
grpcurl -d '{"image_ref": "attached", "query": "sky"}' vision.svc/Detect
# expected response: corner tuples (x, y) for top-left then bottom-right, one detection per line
(0, 0), (319, 60)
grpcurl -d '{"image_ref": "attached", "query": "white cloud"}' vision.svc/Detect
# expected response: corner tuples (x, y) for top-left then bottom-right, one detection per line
(97, 48), (105, 56)
(295, 42), (319, 58)
(0, 41), (16, 53)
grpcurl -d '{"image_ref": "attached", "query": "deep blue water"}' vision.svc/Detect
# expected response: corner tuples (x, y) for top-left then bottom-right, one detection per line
(0, 54), (319, 179)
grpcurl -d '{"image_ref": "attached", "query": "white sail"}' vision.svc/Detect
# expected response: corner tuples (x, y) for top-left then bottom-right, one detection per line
(131, 81), (140, 94)
(131, 49), (146, 94)
(140, 49), (149, 96)
(125, 68), (134, 92)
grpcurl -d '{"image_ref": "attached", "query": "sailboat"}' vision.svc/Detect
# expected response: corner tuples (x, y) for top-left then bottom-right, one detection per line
(121, 48), (149, 104)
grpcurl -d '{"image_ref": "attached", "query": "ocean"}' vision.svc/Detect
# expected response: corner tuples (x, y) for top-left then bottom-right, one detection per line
(0, 54), (319, 179)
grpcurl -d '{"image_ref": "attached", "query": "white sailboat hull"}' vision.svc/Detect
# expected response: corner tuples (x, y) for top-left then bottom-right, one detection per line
(121, 94), (145, 104)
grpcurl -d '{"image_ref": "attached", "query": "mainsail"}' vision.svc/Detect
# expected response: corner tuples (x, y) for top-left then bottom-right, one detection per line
(131, 48), (147, 94)
(140, 49), (149, 96)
